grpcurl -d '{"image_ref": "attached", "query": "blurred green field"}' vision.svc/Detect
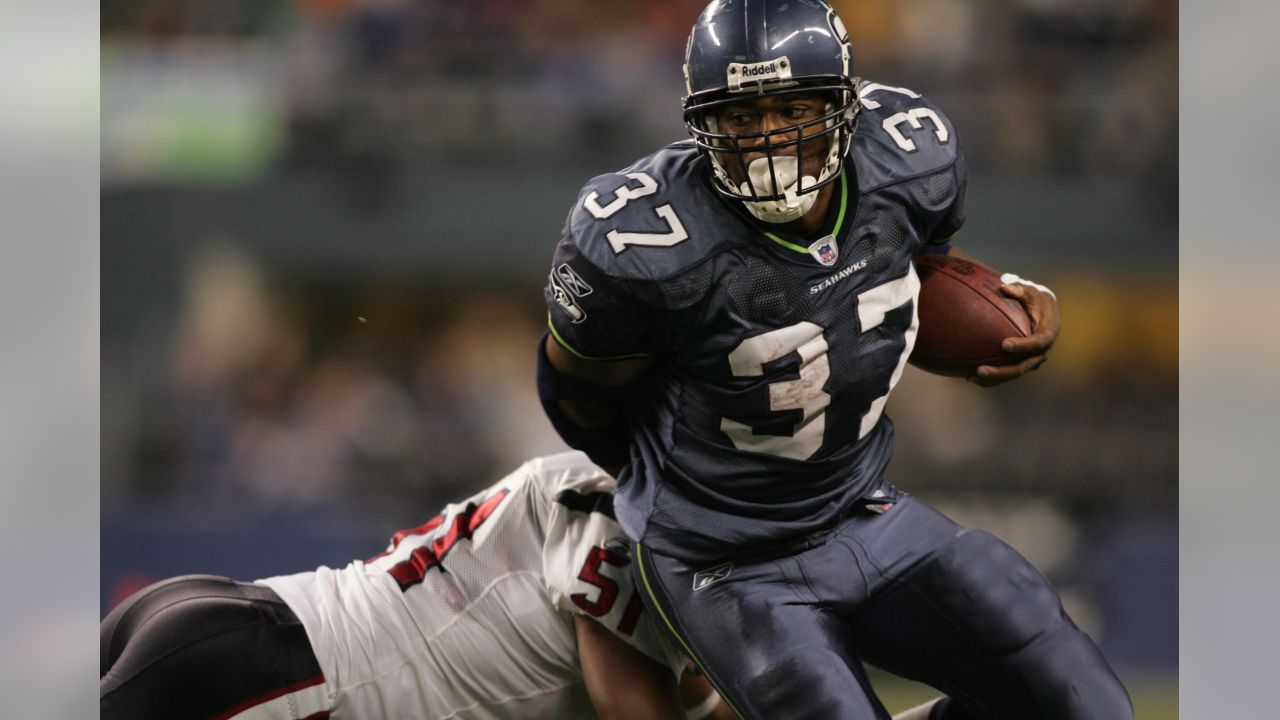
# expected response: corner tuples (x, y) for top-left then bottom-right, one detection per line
(870, 670), (1177, 719)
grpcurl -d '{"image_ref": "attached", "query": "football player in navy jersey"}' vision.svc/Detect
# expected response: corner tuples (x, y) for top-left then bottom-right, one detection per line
(537, 1), (1132, 718)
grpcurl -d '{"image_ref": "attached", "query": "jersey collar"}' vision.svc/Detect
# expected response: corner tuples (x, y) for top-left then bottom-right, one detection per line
(718, 169), (852, 257)
(761, 169), (851, 254)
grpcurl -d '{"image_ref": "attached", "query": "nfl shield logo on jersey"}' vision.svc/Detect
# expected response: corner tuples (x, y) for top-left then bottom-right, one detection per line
(809, 235), (839, 266)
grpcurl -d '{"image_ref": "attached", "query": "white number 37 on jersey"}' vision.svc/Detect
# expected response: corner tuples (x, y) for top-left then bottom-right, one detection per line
(583, 172), (689, 254)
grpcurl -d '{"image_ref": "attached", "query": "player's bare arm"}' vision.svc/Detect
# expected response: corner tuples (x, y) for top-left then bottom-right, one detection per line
(575, 614), (684, 719)
(945, 246), (1061, 387)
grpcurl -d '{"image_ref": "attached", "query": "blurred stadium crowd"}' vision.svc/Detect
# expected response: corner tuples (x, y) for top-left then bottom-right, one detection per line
(102, 0), (1176, 182)
(101, 0), (1177, 699)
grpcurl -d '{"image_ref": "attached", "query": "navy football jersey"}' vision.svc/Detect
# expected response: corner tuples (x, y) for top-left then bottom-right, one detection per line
(544, 82), (967, 561)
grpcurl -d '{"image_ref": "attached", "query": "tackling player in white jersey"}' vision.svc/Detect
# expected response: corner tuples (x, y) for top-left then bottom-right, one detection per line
(102, 451), (941, 719)
(101, 452), (714, 720)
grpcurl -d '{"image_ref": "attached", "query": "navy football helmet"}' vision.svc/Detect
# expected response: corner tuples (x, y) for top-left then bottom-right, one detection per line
(683, 0), (860, 223)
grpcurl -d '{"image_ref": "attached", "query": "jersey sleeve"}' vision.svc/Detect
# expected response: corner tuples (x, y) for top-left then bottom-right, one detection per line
(855, 82), (969, 248)
(541, 471), (686, 676)
(925, 145), (967, 245)
(544, 195), (667, 362)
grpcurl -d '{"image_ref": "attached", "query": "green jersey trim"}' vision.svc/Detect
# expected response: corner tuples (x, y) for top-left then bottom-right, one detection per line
(760, 230), (809, 253)
(718, 169), (850, 255)
(546, 315), (651, 362)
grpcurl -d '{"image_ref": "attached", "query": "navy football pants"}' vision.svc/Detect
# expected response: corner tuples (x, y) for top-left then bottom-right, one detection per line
(634, 493), (1133, 720)
(100, 575), (328, 720)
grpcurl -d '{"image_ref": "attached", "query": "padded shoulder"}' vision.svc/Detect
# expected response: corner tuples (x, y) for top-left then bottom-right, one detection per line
(852, 81), (960, 192)
(566, 142), (746, 283)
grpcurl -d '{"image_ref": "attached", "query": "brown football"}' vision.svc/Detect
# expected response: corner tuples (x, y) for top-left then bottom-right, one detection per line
(911, 254), (1032, 377)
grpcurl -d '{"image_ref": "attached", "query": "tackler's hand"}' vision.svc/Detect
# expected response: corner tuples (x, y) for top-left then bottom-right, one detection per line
(968, 279), (1060, 387)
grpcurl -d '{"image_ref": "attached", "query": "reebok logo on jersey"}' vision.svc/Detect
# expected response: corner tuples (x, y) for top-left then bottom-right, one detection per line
(692, 562), (733, 591)
(555, 264), (593, 298)
(809, 257), (869, 294)
(550, 274), (587, 324)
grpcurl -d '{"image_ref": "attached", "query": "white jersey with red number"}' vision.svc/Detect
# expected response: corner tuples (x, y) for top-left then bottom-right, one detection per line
(259, 452), (684, 720)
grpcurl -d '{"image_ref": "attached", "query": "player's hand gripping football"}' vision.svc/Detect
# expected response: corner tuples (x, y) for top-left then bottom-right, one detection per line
(968, 281), (1060, 387)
